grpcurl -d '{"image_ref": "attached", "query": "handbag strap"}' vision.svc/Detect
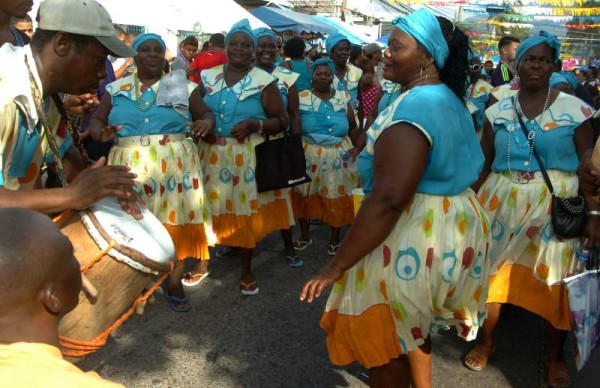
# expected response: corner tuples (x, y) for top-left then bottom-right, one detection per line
(513, 97), (555, 196)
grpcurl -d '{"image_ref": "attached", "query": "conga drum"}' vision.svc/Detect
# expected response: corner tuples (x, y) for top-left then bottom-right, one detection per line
(54, 197), (175, 358)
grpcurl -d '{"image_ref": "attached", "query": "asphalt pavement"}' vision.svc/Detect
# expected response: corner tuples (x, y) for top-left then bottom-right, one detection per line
(78, 223), (600, 387)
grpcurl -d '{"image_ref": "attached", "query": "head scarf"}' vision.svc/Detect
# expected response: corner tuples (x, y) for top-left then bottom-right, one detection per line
(391, 8), (449, 69)
(326, 32), (350, 55)
(253, 27), (277, 43)
(310, 58), (335, 77)
(550, 72), (569, 89)
(225, 19), (256, 48)
(560, 71), (578, 91)
(131, 33), (166, 52)
(515, 31), (561, 69)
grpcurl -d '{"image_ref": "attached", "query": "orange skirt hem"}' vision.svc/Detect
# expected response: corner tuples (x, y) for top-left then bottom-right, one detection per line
(291, 192), (354, 227)
(163, 224), (210, 261)
(320, 304), (403, 369)
(212, 199), (291, 249)
(487, 263), (572, 330)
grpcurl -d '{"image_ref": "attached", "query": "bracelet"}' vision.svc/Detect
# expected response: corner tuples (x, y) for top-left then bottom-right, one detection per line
(257, 119), (264, 135)
(588, 210), (600, 217)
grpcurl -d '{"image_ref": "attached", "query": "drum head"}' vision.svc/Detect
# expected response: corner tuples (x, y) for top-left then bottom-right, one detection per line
(82, 197), (175, 274)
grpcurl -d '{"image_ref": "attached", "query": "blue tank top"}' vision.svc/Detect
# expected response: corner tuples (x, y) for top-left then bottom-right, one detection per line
(289, 59), (312, 92)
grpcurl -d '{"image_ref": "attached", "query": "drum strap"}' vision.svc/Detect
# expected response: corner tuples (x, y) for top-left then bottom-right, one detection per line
(24, 57), (68, 187)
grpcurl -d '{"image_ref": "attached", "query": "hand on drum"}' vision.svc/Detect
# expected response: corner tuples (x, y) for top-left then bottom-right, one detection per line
(300, 263), (345, 303)
(117, 189), (146, 220)
(230, 120), (256, 143)
(68, 157), (138, 210)
(188, 119), (213, 139)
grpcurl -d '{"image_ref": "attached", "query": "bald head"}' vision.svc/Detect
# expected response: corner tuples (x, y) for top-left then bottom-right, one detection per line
(0, 209), (81, 312)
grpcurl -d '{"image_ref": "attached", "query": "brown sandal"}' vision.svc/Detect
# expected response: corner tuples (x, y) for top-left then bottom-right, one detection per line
(547, 362), (571, 388)
(464, 344), (495, 371)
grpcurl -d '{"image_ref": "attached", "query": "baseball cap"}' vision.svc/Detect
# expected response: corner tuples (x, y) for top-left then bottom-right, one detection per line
(38, 0), (135, 58)
(364, 42), (382, 56)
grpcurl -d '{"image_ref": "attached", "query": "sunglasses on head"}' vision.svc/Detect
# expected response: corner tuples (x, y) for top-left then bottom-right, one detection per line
(470, 64), (482, 71)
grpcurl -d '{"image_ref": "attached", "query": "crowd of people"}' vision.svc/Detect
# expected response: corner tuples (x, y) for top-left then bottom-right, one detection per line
(1, 0), (600, 387)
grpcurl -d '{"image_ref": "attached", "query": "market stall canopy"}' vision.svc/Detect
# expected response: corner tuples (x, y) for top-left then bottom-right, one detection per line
(251, 6), (337, 35)
(312, 16), (371, 45)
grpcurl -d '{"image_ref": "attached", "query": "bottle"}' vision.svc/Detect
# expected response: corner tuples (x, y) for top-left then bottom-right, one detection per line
(573, 243), (590, 275)
(339, 149), (353, 162)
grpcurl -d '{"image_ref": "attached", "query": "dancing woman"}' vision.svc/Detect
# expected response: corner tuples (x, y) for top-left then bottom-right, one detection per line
(301, 10), (491, 387)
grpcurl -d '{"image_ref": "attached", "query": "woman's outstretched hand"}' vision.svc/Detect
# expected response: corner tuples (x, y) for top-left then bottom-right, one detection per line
(300, 263), (345, 303)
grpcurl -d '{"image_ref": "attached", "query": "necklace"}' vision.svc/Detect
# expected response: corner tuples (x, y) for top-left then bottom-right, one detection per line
(506, 87), (551, 181)
(134, 72), (164, 112)
(385, 84), (400, 107)
(216, 65), (252, 124)
(310, 88), (335, 122)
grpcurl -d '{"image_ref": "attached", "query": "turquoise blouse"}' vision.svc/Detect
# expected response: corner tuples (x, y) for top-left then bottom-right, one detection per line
(201, 65), (275, 138)
(358, 84), (484, 196)
(105, 75), (196, 137)
(298, 89), (350, 144)
(487, 92), (594, 173)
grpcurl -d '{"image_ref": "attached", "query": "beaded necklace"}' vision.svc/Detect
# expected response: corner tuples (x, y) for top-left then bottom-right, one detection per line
(506, 87), (551, 181)
(216, 65), (252, 124)
(309, 87), (336, 122)
(134, 72), (164, 112)
(385, 84), (400, 107)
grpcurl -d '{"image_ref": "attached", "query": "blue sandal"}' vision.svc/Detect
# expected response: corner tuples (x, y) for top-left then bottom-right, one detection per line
(164, 291), (192, 312)
(286, 255), (305, 268)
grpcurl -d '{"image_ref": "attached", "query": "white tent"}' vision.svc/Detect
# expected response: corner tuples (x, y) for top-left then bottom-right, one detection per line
(31, 0), (268, 56)
(96, 0), (267, 33)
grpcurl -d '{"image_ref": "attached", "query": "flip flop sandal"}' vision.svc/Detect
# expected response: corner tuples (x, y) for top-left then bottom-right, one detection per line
(286, 255), (305, 268)
(240, 280), (260, 296)
(293, 239), (313, 251)
(547, 361), (571, 388)
(327, 243), (341, 256)
(181, 271), (210, 287)
(464, 344), (495, 371)
(164, 291), (192, 312)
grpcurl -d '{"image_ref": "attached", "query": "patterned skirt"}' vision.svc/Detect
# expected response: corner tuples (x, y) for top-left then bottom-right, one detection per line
(291, 136), (359, 227)
(108, 136), (214, 261)
(198, 133), (293, 248)
(321, 190), (491, 368)
(478, 171), (578, 330)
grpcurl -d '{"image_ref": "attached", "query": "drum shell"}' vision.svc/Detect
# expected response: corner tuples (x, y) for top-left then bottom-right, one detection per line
(55, 211), (157, 349)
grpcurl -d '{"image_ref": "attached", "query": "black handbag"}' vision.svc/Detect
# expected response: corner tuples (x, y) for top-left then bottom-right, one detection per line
(254, 131), (311, 193)
(515, 110), (586, 239)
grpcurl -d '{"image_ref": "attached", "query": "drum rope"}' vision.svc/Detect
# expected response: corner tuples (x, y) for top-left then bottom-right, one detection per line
(59, 260), (174, 358)
(79, 240), (117, 274)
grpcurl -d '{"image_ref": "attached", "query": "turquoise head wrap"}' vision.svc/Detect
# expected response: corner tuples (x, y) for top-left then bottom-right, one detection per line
(515, 31), (561, 69)
(391, 8), (449, 69)
(550, 72), (569, 89)
(253, 27), (277, 43)
(560, 71), (578, 91)
(226, 19), (257, 48)
(132, 33), (166, 52)
(310, 58), (336, 77)
(326, 32), (350, 55)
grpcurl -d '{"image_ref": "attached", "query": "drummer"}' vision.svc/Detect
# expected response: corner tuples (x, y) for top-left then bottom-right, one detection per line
(0, 0), (140, 214)
(0, 208), (122, 387)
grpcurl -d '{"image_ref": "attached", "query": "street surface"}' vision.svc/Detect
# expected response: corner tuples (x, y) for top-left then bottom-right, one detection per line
(79, 224), (599, 387)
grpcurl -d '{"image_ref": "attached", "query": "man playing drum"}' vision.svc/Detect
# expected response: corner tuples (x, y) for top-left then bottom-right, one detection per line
(0, 208), (122, 387)
(0, 0), (140, 214)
